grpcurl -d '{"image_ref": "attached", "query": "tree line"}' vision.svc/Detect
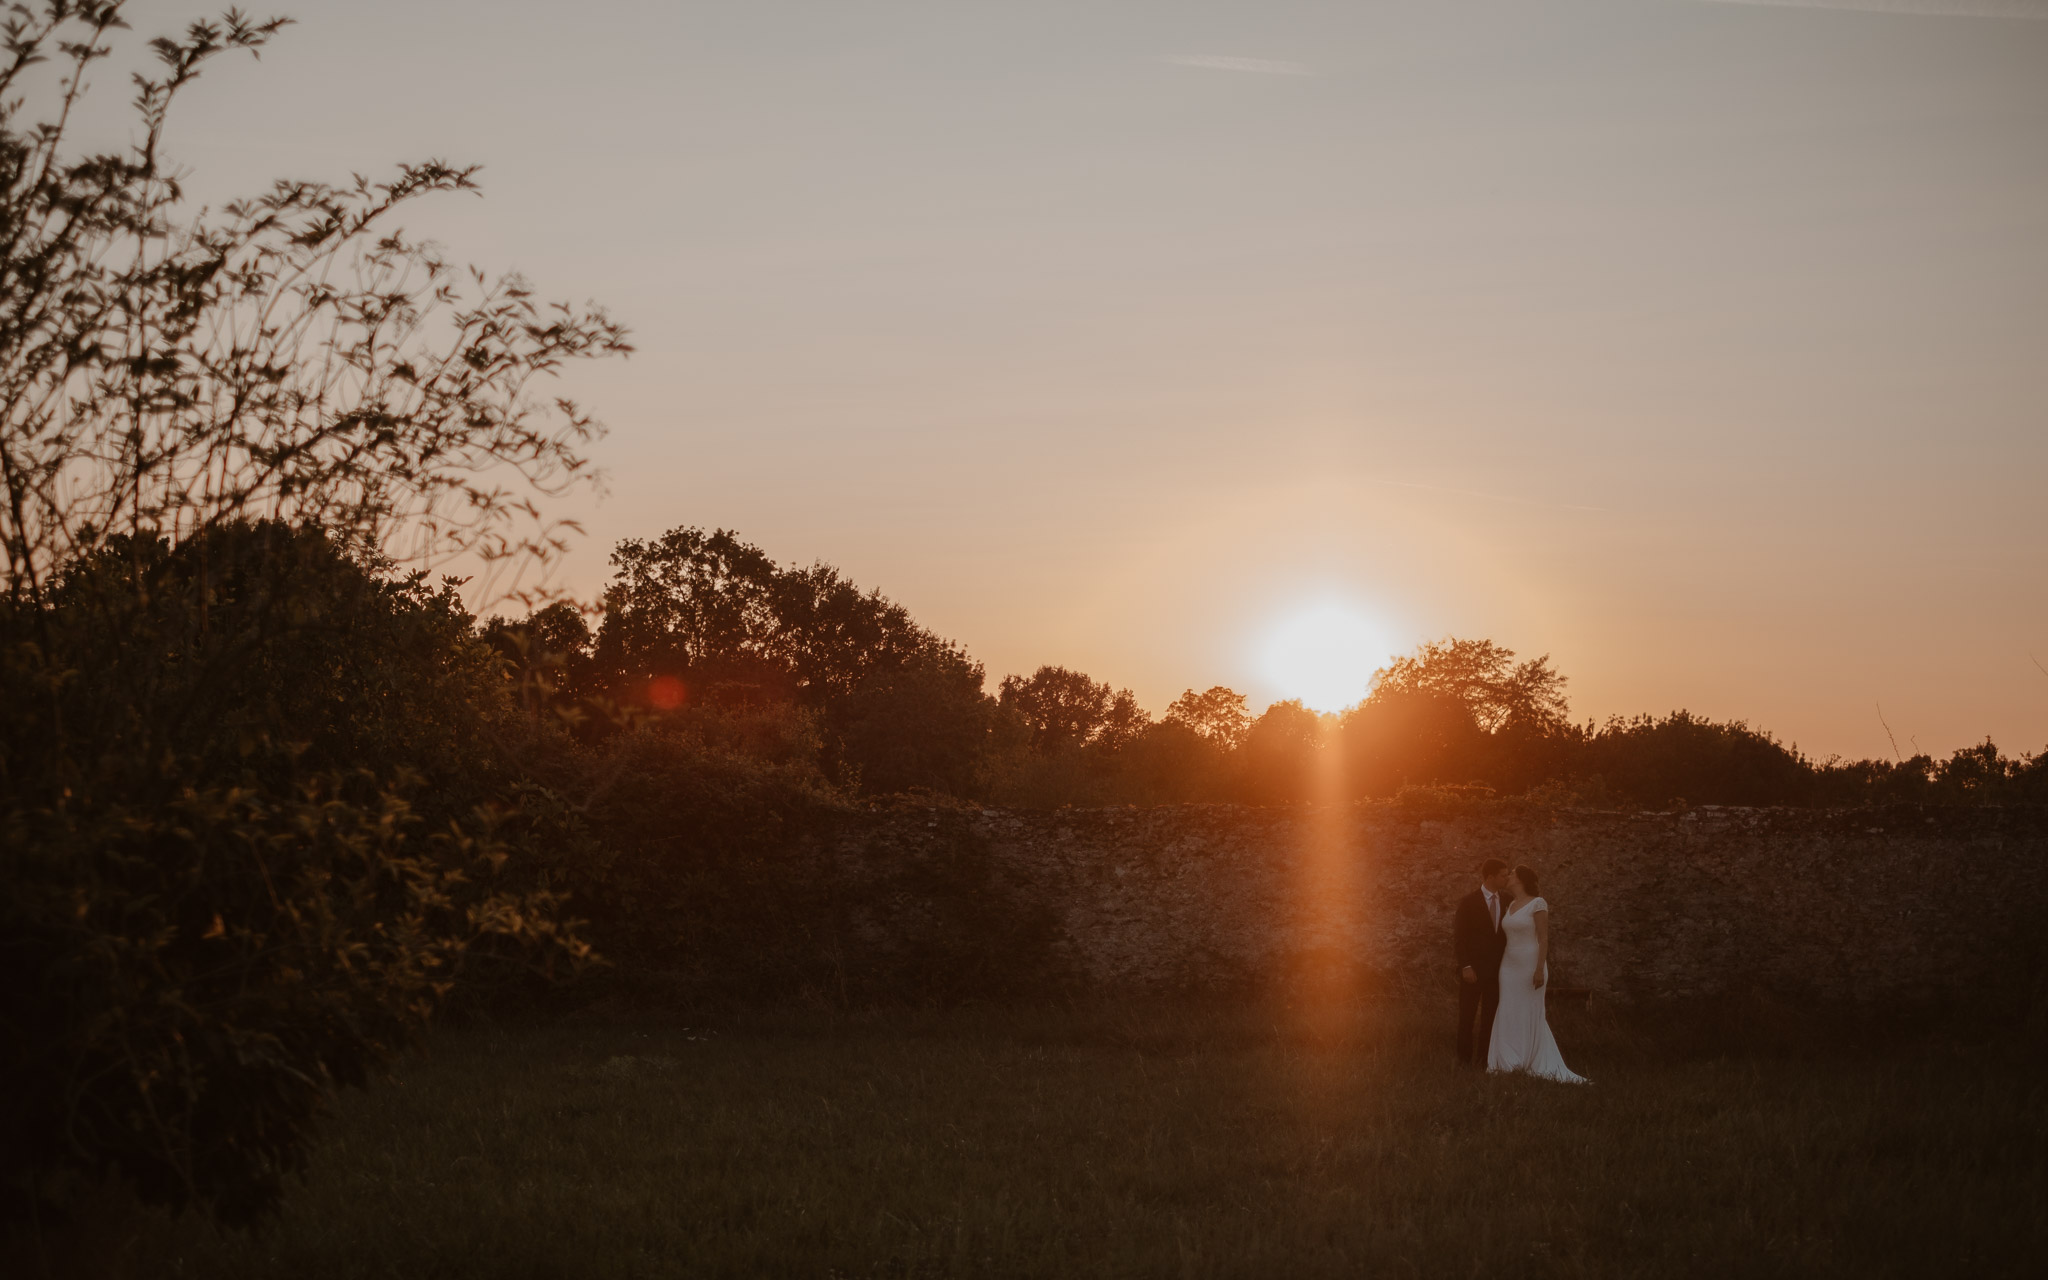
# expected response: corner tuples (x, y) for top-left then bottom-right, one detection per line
(493, 525), (2048, 812)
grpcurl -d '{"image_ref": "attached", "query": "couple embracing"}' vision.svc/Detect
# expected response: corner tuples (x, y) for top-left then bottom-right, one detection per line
(1454, 857), (1588, 1084)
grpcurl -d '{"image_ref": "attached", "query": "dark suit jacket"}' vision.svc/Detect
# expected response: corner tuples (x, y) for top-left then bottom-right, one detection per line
(1453, 889), (1507, 987)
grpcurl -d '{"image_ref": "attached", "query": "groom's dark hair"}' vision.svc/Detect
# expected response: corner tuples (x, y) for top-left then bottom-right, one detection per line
(1479, 858), (1508, 876)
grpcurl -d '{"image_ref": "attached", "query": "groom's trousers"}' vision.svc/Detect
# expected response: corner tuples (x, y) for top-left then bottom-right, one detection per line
(1457, 977), (1500, 1066)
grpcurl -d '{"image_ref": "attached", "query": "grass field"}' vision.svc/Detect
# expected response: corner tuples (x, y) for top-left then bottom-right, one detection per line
(54, 999), (2048, 1279)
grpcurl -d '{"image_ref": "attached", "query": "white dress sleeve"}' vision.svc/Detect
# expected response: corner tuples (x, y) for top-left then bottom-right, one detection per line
(1529, 896), (1548, 913)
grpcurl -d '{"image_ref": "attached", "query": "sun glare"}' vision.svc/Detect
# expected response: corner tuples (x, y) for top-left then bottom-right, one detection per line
(1260, 600), (1399, 713)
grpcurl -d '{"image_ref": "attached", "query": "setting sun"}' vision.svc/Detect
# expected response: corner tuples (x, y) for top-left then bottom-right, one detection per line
(1259, 600), (1402, 714)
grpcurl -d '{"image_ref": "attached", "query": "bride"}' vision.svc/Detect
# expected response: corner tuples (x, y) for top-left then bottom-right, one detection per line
(1487, 864), (1588, 1084)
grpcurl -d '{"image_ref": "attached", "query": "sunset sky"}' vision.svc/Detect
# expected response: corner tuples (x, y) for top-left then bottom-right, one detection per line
(126, 0), (2046, 760)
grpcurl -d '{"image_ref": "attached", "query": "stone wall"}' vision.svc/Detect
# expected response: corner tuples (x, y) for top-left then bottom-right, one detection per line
(836, 801), (2047, 1004)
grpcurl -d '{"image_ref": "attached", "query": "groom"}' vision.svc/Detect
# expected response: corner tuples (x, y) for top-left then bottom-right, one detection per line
(1453, 858), (1514, 1067)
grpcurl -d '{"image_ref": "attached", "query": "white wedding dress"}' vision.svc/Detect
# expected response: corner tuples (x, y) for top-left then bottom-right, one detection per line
(1487, 897), (1588, 1084)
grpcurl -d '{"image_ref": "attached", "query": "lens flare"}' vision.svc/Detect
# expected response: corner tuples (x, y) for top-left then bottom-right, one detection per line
(1260, 600), (1398, 713)
(647, 675), (687, 711)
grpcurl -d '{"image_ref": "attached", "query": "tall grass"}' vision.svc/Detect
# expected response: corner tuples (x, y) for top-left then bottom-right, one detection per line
(39, 1000), (2047, 1278)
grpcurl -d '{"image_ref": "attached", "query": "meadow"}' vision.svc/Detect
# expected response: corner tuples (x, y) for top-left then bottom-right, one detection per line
(52, 998), (2047, 1280)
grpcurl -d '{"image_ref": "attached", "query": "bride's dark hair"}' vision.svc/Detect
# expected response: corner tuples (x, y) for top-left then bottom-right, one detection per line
(1513, 864), (1539, 897)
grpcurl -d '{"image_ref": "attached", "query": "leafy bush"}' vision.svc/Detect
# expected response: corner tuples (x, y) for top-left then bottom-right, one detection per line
(509, 720), (1063, 1005)
(1575, 711), (1812, 808)
(539, 716), (843, 978)
(1, 524), (589, 1225)
(833, 664), (997, 797)
(1812, 740), (2048, 808)
(0, 3), (621, 1227)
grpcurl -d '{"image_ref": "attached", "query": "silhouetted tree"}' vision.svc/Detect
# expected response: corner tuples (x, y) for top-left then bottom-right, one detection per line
(1579, 711), (1811, 807)
(1811, 754), (1937, 806)
(593, 526), (977, 715)
(1323, 638), (1579, 796)
(1165, 686), (1252, 750)
(591, 528), (788, 703)
(1111, 720), (1231, 804)
(1810, 738), (2048, 808)
(522, 600), (597, 667)
(836, 664), (997, 796)
(998, 665), (1115, 754)
(1933, 739), (2011, 803)
(1238, 699), (1329, 803)
(1369, 638), (1571, 735)
(1339, 689), (1489, 797)
(0, 13), (626, 609)
(483, 600), (598, 711)
(2014, 748), (2048, 803)
(586, 526), (990, 794)
(1096, 688), (1153, 753)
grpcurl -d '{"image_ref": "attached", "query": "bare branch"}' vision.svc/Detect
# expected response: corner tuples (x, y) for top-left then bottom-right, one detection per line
(1, 7), (627, 611)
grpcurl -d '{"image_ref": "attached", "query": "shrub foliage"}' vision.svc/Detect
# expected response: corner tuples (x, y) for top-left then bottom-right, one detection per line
(0, 4), (615, 1227)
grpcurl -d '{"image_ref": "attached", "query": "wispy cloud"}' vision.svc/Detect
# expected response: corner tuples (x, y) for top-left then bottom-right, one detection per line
(1157, 54), (1314, 76)
(1683, 0), (2047, 18)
